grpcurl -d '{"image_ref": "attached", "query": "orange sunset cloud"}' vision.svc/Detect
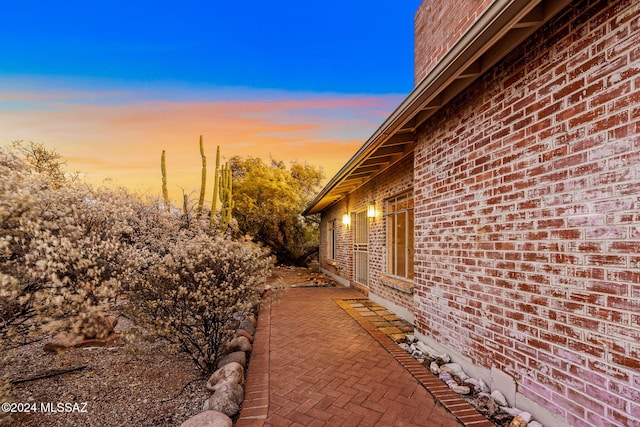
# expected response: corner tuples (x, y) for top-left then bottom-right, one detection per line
(1, 86), (402, 203)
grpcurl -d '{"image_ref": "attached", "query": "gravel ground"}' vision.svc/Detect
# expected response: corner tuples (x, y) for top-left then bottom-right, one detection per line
(3, 315), (209, 427)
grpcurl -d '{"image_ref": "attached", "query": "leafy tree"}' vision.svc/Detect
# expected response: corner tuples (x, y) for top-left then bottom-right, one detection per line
(230, 156), (323, 265)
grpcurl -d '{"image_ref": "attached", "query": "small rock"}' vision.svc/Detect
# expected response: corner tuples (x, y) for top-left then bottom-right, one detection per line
(206, 362), (245, 392)
(434, 353), (451, 365)
(203, 382), (244, 417)
(517, 412), (532, 423)
(528, 422), (543, 427)
(439, 372), (453, 382)
(453, 372), (469, 382)
(430, 361), (441, 375)
(494, 413), (515, 425)
(501, 406), (521, 417)
(463, 378), (480, 393)
(451, 384), (471, 394)
(491, 389), (508, 406)
(406, 334), (414, 342)
(473, 393), (498, 417)
(217, 351), (246, 369)
(478, 379), (490, 393)
(180, 410), (232, 427)
(415, 342), (438, 358)
(509, 415), (527, 427)
(462, 380), (476, 394)
(440, 363), (462, 374)
(465, 378), (479, 388)
(411, 350), (422, 359)
(235, 328), (254, 343)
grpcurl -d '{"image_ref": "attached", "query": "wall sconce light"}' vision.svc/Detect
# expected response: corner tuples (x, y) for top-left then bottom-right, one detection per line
(342, 213), (351, 226)
(367, 202), (376, 218)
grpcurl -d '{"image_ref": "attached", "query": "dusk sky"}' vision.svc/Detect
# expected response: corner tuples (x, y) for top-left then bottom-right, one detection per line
(1, 1), (421, 201)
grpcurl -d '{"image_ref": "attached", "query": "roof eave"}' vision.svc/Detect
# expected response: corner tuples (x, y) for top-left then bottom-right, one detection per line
(303, 0), (570, 216)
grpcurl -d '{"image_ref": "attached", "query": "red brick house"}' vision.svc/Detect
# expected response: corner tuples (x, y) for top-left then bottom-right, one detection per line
(304, 1), (640, 426)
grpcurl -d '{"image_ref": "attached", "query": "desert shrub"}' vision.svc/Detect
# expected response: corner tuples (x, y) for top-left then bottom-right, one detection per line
(127, 230), (272, 373)
(0, 147), (136, 342)
(11, 140), (69, 187)
(1, 143), (274, 377)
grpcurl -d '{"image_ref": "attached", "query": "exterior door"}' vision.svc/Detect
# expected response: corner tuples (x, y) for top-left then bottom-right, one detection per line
(353, 210), (368, 287)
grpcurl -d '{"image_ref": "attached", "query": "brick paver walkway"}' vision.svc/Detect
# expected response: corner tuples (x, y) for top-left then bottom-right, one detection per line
(238, 287), (471, 427)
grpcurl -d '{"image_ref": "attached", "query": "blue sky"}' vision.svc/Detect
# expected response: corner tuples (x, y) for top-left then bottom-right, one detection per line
(2, 1), (420, 93)
(1, 1), (422, 199)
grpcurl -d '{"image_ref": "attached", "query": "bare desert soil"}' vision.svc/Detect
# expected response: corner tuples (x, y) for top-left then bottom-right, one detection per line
(4, 316), (208, 427)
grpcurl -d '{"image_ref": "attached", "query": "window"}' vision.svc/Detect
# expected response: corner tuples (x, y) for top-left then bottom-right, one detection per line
(327, 220), (336, 260)
(385, 192), (414, 280)
(353, 211), (369, 286)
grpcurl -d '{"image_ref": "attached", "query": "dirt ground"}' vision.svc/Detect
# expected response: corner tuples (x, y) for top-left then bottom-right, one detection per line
(266, 263), (337, 289)
(2, 265), (332, 427)
(4, 314), (208, 427)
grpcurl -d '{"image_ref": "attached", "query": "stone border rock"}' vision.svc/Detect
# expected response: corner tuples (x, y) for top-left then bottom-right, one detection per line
(180, 313), (257, 427)
(402, 337), (542, 427)
(335, 298), (492, 427)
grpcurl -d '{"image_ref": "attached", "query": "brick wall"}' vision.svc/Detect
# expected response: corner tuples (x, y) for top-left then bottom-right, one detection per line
(413, 1), (640, 425)
(320, 198), (352, 285)
(414, 0), (493, 85)
(365, 155), (414, 319)
(319, 155), (414, 319)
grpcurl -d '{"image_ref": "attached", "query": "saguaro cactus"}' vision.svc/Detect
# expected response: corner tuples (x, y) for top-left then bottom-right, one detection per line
(161, 150), (170, 212)
(182, 191), (189, 215)
(219, 162), (233, 231)
(197, 135), (206, 213)
(210, 146), (221, 229)
(208, 145), (233, 231)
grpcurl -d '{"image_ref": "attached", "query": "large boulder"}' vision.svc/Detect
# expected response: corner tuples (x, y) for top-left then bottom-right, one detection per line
(238, 318), (256, 336)
(216, 351), (246, 369)
(206, 362), (245, 392)
(226, 336), (251, 353)
(235, 328), (254, 343)
(203, 382), (244, 417)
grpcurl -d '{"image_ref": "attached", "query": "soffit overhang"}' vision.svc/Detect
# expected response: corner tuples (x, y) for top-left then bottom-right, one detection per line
(304, 0), (571, 215)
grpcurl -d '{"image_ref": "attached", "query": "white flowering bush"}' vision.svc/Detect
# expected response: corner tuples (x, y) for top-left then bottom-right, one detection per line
(127, 229), (273, 373)
(1, 143), (274, 376)
(0, 148), (131, 341)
